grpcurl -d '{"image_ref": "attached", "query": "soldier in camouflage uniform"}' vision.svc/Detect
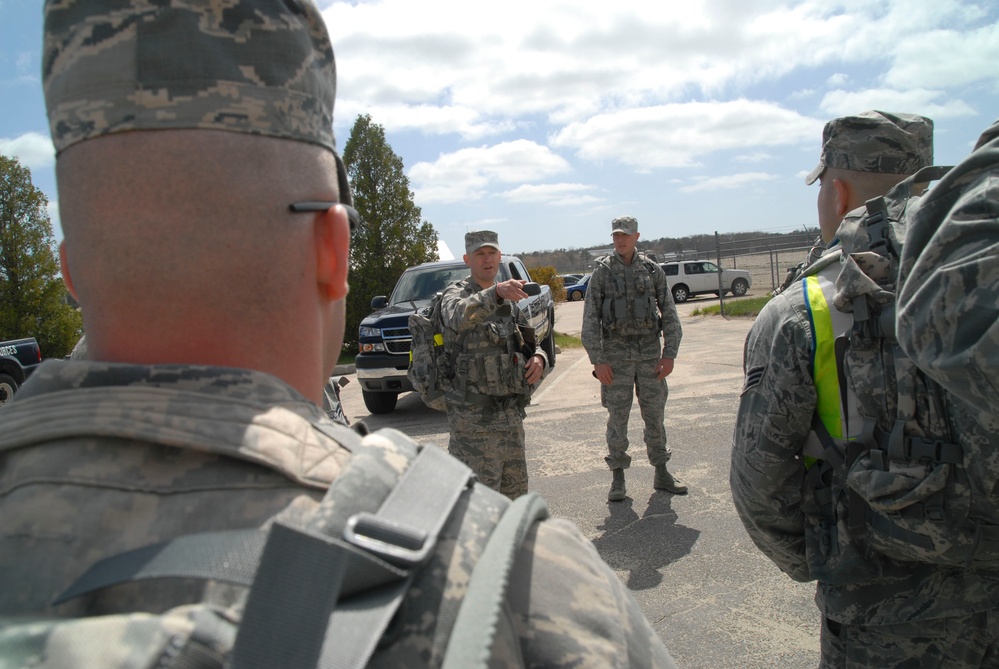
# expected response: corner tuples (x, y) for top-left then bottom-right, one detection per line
(581, 216), (684, 502)
(897, 118), (999, 417)
(439, 230), (547, 500)
(0, 2), (676, 666)
(732, 112), (999, 667)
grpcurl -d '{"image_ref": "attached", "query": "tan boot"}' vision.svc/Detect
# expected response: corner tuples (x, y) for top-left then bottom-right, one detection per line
(608, 468), (626, 502)
(654, 465), (687, 495)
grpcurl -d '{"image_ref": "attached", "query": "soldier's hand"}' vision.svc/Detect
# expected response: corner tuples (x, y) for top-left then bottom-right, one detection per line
(656, 358), (675, 380)
(593, 363), (613, 385)
(525, 354), (544, 385)
(496, 279), (528, 302)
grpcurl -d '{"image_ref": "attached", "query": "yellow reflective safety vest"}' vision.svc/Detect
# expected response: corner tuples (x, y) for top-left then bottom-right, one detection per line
(799, 251), (863, 465)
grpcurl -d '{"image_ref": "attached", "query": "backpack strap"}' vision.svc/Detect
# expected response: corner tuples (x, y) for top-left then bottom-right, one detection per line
(442, 492), (550, 669)
(233, 442), (474, 669)
(53, 435), (475, 669)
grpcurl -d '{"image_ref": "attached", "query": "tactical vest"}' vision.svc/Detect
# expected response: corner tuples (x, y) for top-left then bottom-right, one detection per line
(596, 253), (662, 336)
(449, 300), (529, 404)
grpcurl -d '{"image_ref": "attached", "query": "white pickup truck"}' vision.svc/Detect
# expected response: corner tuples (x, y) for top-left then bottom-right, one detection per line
(659, 260), (752, 303)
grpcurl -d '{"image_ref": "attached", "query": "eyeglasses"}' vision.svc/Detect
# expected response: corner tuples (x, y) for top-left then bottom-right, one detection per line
(289, 201), (361, 232)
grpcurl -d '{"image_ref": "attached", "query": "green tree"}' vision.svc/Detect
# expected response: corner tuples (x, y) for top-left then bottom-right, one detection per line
(342, 114), (438, 352)
(0, 155), (83, 358)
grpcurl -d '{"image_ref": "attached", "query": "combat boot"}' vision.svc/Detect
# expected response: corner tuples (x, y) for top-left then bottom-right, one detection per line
(654, 465), (688, 495)
(608, 468), (626, 502)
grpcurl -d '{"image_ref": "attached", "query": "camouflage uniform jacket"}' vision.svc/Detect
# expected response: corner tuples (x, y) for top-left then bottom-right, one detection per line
(439, 277), (548, 404)
(732, 256), (999, 626)
(1, 360), (673, 666)
(581, 251), (682, 365)
(898, 119), (999, 418)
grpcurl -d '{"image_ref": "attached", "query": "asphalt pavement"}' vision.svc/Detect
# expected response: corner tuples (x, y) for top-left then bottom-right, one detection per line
(338, 295), (821, 669)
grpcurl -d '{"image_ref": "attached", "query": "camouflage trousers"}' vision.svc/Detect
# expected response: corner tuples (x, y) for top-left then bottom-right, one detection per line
(820, 611), (999, 668)
(446, 399), (527, 500)
(601, 358), (671, 470)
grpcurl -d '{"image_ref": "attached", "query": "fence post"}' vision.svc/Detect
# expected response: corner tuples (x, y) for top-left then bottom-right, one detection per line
(715, 231), (725, 317)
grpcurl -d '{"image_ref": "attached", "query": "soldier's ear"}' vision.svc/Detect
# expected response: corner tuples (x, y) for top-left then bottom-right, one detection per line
(315, 205), (350, 301)
(833, 178), (852, 217)
(59, 241), (79, 301)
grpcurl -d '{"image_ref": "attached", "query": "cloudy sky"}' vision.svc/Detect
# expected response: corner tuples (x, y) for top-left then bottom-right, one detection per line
(2, 0), (997, 258)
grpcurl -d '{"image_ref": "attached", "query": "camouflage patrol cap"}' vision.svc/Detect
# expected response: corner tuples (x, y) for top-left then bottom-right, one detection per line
(465, 230), (500, 254)
(805, 111), (933, 185)
(610, 216), (638, 235)
(42, 0), (351, 203)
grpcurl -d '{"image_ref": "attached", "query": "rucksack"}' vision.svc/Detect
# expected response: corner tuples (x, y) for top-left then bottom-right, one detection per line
(408, 293), (464, 412)
(0, 423), (550, 668)
(801, 165), (999, 575)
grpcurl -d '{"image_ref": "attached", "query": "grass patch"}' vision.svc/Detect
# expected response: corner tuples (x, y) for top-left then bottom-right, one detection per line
(691, 295), (770, 318)
(555, 332), (584, 348)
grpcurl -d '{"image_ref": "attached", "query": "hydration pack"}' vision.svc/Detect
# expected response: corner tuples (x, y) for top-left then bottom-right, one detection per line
(407, 293), (461, 412)
(801, 165), (999, 577)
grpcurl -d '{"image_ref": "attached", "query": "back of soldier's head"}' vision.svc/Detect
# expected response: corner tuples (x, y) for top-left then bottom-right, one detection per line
(44, 0), (351, 351)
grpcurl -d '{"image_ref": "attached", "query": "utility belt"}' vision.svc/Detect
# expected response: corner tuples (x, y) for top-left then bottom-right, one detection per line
(459, 391), (527, 412)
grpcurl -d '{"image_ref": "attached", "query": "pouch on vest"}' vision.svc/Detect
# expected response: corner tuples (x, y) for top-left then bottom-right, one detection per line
(408, 293), (453, 412)
(815, 166), (999, 568)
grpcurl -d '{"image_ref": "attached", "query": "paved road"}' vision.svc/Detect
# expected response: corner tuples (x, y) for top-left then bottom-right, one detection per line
(338, 296), (821, 668)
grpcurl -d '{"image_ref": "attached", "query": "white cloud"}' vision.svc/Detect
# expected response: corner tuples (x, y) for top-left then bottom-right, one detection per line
(0, 132), (54, 170)
(501, 182), (604, 207)
(550, 100), (821, 170)
(820, 88), (978, 119)
(827, 73), (849, 87)
(734, 151), (774, 163)
(408, 140), (572, 203)
(679, 171), (778, 193)
(886, 22), (999, 90)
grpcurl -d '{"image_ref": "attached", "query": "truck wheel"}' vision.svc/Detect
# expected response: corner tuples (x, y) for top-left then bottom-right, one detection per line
(540, 308), (557, 369)
(0, 373), (18, 407)
(731, 279), (749, 297)
(672, 285), (689, 303)
(362, 389), (398, 415)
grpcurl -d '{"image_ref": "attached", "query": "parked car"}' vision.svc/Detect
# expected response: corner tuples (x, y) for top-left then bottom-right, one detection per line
(659, 261), (752, 303)
(558, 273), (583, 287)
(0, 337), (42, 407)
(356, 257), (556, 414)
(565, 274), (591, 301)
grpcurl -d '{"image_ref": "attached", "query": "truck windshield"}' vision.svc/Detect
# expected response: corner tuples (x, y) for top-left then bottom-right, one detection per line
(390, 266), (470, 304)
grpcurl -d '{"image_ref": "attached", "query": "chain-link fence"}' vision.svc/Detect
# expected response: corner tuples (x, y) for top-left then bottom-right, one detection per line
(711, 231), (821, 315)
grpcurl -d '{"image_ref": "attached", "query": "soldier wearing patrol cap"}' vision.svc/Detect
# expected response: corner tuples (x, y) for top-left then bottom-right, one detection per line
(732, 112), (999, 667)
(807, 110), (933, 247)
(581, 215), (684, 502)
(438, 230), (547, 500)
(0, 2), (676, 666)
(774, 111), (934, 296)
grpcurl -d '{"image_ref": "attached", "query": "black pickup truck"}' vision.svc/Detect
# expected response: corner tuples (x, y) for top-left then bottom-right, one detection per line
(0, 338), (42, 407)
(356, 257), (556, 414)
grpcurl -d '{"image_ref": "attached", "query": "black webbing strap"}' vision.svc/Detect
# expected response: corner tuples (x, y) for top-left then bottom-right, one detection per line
(52, 529), (265, 605)
(233, 443), (474, 669)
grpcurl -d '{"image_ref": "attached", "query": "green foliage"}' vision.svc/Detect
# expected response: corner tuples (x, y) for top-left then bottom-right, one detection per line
(0, 156), (83, 358)
(691, 295), (770, 318)
(527, 265), (566, 302)
(554, 332), (583, 349)
(342, 114), (438, 352)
